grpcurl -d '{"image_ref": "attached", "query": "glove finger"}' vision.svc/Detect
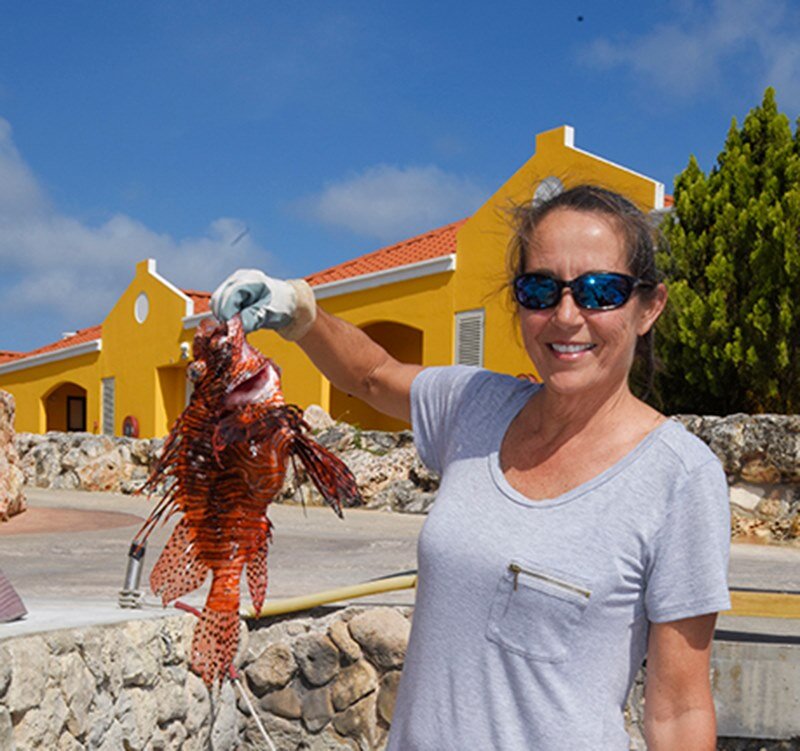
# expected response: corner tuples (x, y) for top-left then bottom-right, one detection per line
(216, 282), (271, 322)
(240, 305), (294, 333)
(210, 279), (238, 321)
(239, 306), (264, 334)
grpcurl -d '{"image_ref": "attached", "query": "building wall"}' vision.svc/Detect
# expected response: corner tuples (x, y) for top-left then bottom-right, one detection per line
(100, 259), (195, 438)
(0, 353), (101, 434)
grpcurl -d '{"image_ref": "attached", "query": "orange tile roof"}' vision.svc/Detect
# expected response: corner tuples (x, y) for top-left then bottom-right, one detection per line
(0, 351), (21, 364)
(183, 289), (211, 314)
(664, 194), (674, 208)
(306, 219), (466, 287)
(2, 326), (103, 365)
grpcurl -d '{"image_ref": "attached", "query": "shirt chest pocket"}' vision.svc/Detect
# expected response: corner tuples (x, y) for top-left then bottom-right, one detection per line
(486, 560), (592, 663)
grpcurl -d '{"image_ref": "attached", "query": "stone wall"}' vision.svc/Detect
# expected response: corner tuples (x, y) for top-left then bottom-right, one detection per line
(1, 607), (795, 750)
(676, 415), (800, 543)
(0, 391), (26, 521)
(11, 412), (800, 543)
(0, 606), (410, 751)
(14, 432), (163, 495)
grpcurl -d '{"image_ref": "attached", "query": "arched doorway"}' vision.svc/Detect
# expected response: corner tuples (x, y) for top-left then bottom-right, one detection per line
(329, 321), (422, 432)
(44, 382), (88, 432)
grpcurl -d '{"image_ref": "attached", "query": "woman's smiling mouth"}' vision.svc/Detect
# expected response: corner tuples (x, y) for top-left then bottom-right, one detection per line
(548, 342), (597, 357)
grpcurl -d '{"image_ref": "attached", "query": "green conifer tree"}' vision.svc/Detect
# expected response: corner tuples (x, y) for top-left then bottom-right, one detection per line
(657, 88), (800, 414)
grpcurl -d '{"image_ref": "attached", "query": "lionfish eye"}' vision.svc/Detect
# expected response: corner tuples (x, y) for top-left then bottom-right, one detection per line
(188, 360), (207, 382)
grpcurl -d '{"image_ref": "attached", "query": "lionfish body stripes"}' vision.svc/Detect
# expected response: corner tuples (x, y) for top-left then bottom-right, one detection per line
(134, 316), (360, 685)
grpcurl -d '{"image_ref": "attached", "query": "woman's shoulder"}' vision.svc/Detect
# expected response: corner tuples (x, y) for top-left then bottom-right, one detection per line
(649, 418), (725, 479)
(415, 366), (537, 402)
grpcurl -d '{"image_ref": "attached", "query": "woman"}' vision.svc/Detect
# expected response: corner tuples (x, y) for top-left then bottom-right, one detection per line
(211, 185), (731, 750)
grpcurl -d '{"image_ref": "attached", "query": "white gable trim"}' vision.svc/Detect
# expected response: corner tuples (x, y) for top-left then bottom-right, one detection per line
(145, 258), (194, 317)
(313, 254), (456, 300)
(183, 312), (212, 329)
(0, 340), (102, 375)
(560, 126), (665, 210)
(181, 253), (458, 329)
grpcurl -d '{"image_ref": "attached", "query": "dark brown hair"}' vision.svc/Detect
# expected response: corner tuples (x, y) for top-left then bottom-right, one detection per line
(507, 183), (664, 398)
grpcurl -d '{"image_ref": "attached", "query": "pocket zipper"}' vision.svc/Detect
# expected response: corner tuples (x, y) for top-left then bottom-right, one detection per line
(508, 563), (591, 599)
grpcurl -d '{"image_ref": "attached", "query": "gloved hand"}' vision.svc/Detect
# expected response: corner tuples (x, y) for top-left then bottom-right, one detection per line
(210, 269), (317, 340)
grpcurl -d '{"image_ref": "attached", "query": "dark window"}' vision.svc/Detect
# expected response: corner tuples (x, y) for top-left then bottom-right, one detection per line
(67, 396), (86, 432)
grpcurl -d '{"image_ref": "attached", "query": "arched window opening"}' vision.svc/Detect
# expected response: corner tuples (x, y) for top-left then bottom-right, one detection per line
(329, 321), (422, 432)
(44, 382), (88, 432)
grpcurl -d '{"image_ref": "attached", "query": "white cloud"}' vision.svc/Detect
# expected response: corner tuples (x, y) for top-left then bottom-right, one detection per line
(582, 0), (800, 111)
(0, 119), (48, 217)
(300, 164), (485, 243)
(0, 117), (273, 332)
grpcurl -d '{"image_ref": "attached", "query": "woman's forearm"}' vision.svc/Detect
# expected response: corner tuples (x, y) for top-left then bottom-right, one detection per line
(644, 706), (716, 750)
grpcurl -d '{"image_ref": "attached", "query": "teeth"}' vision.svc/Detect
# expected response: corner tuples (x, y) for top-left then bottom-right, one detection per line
(551, 343), (595, 353)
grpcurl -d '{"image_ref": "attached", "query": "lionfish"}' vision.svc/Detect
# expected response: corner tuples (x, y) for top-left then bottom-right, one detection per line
(133, 315), (360, 685)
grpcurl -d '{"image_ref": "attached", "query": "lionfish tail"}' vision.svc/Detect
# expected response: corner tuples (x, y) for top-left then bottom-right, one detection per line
(190, 607), (241, 687)
(291, 432), (361, 517)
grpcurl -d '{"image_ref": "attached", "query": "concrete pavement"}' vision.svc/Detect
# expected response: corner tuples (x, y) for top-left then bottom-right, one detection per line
(1, 487), (798, 639)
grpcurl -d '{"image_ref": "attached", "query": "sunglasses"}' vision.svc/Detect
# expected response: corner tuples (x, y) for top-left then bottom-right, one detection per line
(513, 272), (655, 311)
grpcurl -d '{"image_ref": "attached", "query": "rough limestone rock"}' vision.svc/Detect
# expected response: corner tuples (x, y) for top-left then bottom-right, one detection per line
(260, 681), (304, 720)
(246, 642), (296, 695)
(301, 684), (334, 733)
(675, 414), (800, 483)
(14, 431), (161, 494)
(332, 692), (384, 749)
(0, 390), (26, 520)
(347, 608), (410, 670)
(377, 670), (402, 724)
(330, 660), (378, 712)
(282, 422), (438, 513)
(303, 404), (336, 433)
(294, 633), (341, 687)
(328, 619), (362, 664)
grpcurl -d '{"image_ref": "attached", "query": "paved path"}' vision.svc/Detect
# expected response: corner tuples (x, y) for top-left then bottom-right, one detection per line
(1, 487), (798, 639)
(0, 488), (424, 638)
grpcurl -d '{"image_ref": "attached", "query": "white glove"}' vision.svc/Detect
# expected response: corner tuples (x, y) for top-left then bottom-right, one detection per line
(210, 269), (317, 340)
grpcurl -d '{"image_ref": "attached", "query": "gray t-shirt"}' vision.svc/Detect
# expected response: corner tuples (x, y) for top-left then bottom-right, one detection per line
(387, 366), (731, 751)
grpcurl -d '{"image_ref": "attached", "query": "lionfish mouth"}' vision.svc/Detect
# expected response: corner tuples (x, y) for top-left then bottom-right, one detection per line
(225, 365), (279, 408)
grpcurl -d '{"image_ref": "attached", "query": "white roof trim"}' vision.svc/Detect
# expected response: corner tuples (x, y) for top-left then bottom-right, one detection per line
(181, 254), (458, 329)
(0, 339), (102, 375)
(312, 254), (456, 300)
(183, 312), (212, 329)
(145, 258), (194, 317)
(560, 126), (666, 210)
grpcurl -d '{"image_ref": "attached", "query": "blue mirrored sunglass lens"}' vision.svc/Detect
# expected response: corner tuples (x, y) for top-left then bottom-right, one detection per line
(515, 276), (560, 308)
(573, 275), (631, 308)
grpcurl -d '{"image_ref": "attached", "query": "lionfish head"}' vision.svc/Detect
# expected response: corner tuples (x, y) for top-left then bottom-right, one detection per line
(188, 316), (285, 409)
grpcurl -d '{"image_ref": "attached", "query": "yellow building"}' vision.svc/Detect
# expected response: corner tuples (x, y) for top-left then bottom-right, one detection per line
(0, 126), (665, 436)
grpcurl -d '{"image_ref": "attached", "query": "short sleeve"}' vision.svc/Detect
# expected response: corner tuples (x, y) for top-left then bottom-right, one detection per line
(645, 458), (732, 623)
(410, 366), (481, 475)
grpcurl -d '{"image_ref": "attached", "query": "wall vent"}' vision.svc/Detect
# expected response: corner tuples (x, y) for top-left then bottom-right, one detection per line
(454, 309), (485, 367)
(102, 377), (115, 436)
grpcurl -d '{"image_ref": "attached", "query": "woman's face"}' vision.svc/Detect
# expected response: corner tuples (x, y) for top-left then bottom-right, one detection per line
(519, 208), (666, 400)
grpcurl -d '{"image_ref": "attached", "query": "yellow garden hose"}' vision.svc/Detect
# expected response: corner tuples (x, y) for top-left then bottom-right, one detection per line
(244, 573), (418, 619)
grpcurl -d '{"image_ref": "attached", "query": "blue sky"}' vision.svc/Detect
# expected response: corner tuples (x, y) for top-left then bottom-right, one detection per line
(1, 0), (799, 351)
